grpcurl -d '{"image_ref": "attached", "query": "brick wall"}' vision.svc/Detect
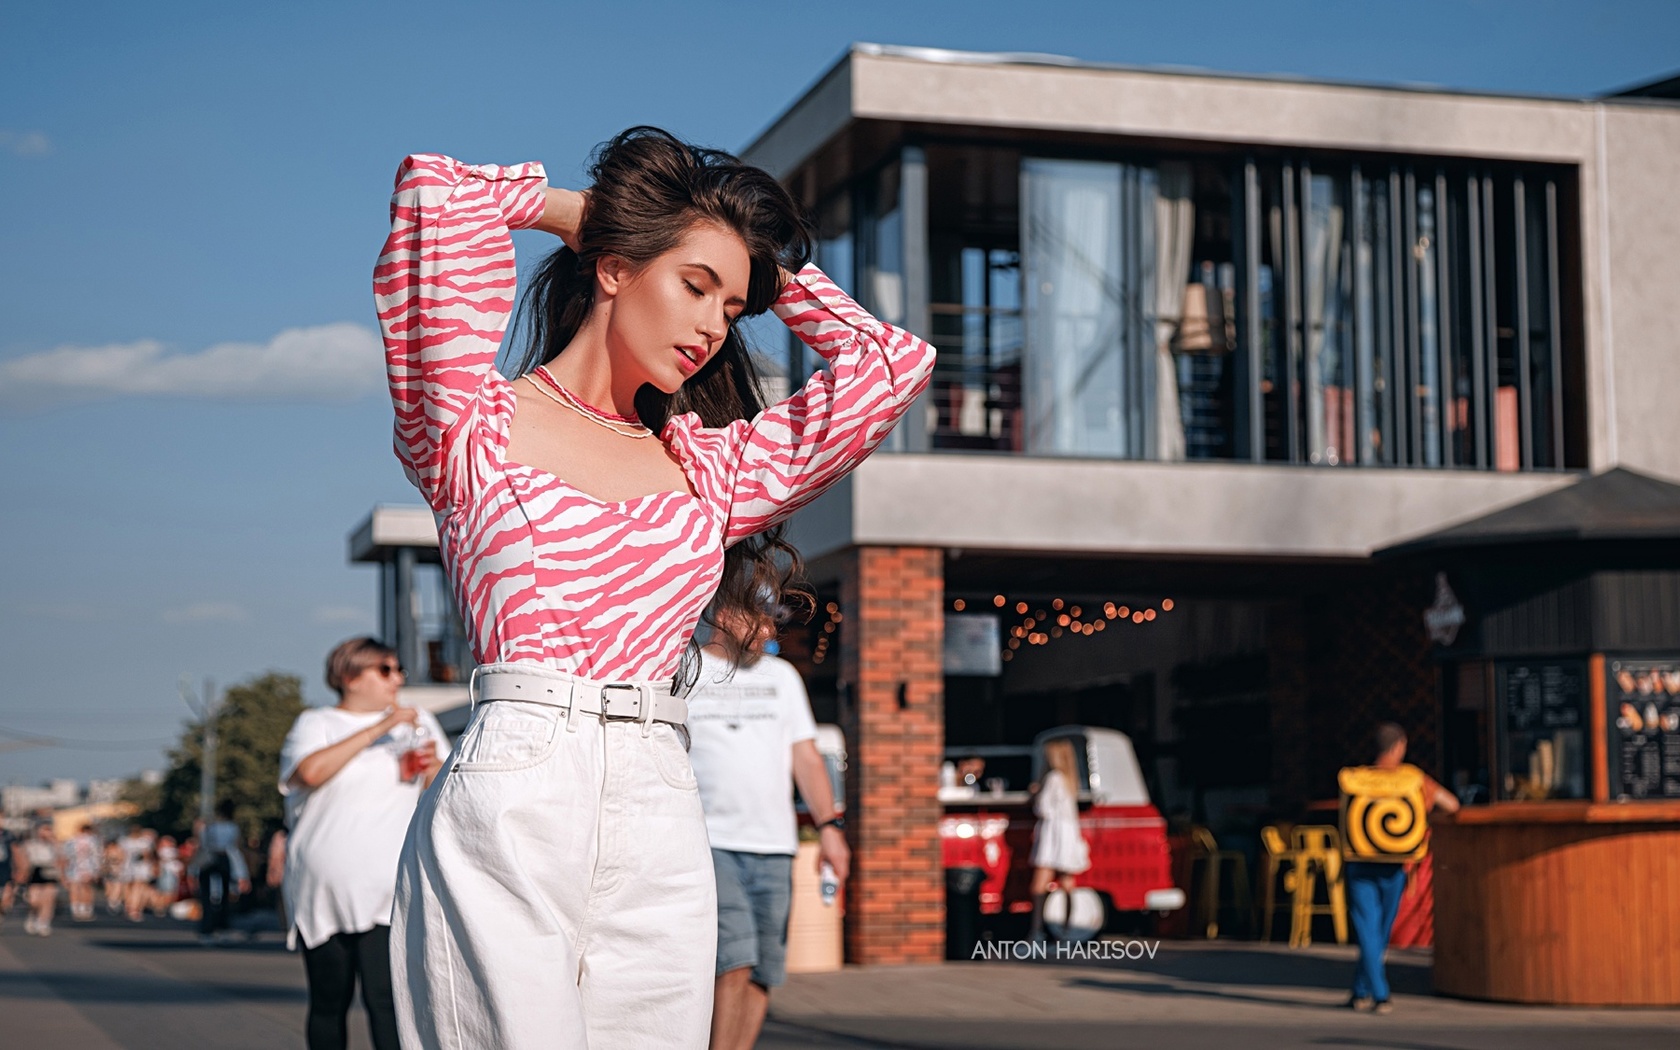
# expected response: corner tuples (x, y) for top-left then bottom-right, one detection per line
(838, 546), (946, 965)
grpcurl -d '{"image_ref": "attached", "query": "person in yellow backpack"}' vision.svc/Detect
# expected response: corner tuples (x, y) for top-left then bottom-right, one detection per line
(1343, 723), (1458, 1014)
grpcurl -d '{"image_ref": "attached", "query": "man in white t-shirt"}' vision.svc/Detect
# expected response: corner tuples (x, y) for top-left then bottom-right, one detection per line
(688, 609), (849, 1050)
(278, 637), (447, 1050)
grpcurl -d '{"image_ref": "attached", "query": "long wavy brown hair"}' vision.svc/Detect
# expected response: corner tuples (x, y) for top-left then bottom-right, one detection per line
(510, 127), (814, 681)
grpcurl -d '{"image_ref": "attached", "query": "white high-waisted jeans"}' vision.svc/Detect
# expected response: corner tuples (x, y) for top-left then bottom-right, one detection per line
(391, 672), (715, 1049)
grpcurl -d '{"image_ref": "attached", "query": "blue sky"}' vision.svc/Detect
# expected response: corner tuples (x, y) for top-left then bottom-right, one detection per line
(2, 0), (1676, 784)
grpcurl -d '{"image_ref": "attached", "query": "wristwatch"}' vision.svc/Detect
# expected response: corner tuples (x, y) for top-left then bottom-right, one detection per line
(817, 816), (846, 832)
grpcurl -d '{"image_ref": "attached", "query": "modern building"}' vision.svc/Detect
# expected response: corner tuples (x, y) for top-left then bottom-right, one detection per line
(738, 45), (1680, 965)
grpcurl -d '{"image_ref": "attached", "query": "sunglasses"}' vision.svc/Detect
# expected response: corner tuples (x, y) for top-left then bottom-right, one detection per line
(368, 662), (405, 679)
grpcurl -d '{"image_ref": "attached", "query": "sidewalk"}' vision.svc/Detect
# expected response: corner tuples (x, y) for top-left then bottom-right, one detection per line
(761, 940), (1680, 1050)
(4, 915), (1678, 1049)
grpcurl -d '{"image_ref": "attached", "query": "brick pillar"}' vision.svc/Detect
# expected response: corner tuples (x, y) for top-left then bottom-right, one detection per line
(838, 546), (945, 965)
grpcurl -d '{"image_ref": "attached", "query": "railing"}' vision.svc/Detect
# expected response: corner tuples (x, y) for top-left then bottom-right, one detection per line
(926, 303), (1024, 452)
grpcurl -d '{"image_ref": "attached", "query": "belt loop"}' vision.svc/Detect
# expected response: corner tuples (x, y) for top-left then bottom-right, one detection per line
(564, 679), (582, 734)
(468, 665), (483, 712)
(638, 684), (655, 737)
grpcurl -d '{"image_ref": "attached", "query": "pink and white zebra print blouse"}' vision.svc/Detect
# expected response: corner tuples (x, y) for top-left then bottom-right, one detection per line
(373, 154), (934, 682)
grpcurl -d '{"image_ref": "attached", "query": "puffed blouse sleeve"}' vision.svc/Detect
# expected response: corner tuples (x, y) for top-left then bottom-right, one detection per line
(665, 264), (936, 545)
(372, 154), (548, 511)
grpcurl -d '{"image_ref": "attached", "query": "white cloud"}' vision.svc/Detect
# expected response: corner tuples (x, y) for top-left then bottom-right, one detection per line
(0, 130), (51, 157)
(0, 323), (384, 406)
(312, 605), (368, 625)
(162, 602), (249, 625)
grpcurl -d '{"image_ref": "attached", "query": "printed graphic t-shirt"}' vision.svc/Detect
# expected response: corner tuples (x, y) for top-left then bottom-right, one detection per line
(686, 651), (818, 856)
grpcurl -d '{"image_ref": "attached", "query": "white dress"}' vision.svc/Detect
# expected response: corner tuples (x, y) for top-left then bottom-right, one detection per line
(1031, 770), (1091, 874)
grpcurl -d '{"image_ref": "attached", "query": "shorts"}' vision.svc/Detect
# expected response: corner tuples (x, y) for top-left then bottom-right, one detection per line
(711, 849), (793, 989)
(28, 868), (58, 886)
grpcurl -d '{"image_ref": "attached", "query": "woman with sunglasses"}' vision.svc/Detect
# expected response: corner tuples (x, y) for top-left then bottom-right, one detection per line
(375, 128), (934, 1047)
(278, 637), (447, 1050)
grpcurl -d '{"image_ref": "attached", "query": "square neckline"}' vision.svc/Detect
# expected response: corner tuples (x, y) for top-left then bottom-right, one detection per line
(501, 381), (703, 509)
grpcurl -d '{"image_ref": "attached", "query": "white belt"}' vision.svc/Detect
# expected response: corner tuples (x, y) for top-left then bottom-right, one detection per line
(470, 666), (688, 727)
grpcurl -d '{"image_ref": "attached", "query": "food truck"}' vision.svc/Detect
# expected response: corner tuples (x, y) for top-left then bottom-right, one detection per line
(939, 726), (1185, 926)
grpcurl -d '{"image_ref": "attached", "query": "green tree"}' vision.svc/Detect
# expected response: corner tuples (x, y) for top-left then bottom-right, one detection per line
(140, 672), (306, 842)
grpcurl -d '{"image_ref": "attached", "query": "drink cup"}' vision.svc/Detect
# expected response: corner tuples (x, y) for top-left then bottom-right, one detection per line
(400, 742), (434, 782)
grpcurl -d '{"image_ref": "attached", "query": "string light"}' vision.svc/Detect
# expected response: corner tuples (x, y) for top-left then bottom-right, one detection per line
(946, 593), (1181, 664)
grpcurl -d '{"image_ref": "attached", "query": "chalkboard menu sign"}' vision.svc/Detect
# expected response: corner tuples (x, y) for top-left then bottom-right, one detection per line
(1497, 661), (1589, 801)
(1607, 658), (1680, 800)
(1502, 662), (1586, 732)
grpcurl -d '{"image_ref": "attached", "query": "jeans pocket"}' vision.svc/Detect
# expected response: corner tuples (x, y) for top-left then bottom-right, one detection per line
(649, 723), (699, 791)
(450, 701), (562, 773)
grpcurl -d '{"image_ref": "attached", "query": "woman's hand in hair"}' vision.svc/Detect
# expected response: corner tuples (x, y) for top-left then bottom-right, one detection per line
(535, 186), (590, 251)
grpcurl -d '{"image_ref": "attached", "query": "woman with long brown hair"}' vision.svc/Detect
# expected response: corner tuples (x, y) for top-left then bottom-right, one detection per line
(1029, 737), (1092, 941)
(374, 127), (934, 1048)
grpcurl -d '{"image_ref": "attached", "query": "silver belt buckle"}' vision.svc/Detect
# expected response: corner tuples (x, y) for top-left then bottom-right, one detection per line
(600, 683), (642, 721)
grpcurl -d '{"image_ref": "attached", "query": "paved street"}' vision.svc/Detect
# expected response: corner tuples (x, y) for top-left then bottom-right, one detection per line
(3, 913), (1678, 1049)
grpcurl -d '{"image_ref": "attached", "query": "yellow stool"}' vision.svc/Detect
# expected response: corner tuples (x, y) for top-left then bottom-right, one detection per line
(1288, 825), (1348, 946)
(1257, 825), (1306, 942)
(1188, 826), (1251, 939)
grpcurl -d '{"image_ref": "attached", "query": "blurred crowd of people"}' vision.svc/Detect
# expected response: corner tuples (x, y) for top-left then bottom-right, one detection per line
(0, 805), (276, 943)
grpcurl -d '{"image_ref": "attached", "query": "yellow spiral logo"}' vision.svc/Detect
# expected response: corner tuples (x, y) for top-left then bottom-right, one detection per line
(1346, 793), (1425, 858)
(1338, 765), (1430, 861)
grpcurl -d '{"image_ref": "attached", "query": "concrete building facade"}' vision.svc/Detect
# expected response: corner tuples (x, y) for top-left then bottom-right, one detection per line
(743, 45), (1680, 963)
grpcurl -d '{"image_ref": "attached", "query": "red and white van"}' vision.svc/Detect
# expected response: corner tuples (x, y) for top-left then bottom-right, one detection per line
(939, 726), (1185, 925)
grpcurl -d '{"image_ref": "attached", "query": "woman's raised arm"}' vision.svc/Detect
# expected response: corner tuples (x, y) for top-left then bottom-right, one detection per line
(680, 264), (936, 545)
(372, 154), (549, 510)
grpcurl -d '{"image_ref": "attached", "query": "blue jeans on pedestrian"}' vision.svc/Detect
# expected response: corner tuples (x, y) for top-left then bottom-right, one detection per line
(1345, 861), (1407, 1002)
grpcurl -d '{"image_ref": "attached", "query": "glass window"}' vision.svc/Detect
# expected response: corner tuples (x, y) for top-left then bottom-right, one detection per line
(1354, 169), (1398, 465)
(1412, 174), (1444, 466)
(1523, 177), (1562, 469)
(1496, 661), (1588, 801)
(858, 162), (904, 327)
(825, 139), (1578, 470)
(1020, 158), (1157, 458)
(1303, 170), (1354, 466)
(927, 145), (1023, 451)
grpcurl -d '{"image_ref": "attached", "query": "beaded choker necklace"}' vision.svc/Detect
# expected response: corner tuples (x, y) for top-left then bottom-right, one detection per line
(529, 366), (654, 439)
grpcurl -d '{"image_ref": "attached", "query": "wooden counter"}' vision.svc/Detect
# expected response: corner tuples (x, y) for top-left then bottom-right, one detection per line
(1432, 804), (1680, 1005)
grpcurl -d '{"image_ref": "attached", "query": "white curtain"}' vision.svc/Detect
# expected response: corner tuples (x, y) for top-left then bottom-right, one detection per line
(1303, 174), (1346, 465)
(1153, 163), (1194, 462)
(1022, 159), (1125, 456)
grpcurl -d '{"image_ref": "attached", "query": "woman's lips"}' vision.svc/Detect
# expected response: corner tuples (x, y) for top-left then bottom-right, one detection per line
(674, 345), (705, 375)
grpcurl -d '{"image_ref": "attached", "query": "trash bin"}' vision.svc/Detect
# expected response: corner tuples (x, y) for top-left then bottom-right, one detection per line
(945, 866), (985, 960)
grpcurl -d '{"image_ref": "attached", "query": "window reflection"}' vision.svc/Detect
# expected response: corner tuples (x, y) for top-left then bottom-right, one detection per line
(806, 143), (1577, 473)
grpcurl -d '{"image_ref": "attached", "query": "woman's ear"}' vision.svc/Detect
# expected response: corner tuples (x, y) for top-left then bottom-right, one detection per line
(596, 254), (631, 297)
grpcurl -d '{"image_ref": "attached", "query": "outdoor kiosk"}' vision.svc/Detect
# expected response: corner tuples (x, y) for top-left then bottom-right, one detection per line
(1382, 469), (1680, 1006)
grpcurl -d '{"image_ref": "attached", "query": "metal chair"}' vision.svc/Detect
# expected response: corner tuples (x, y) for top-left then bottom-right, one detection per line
(1287, 825), (1348, 946)
(1256, 824), (1305, 942)
(1188, 826), (1251, 939)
